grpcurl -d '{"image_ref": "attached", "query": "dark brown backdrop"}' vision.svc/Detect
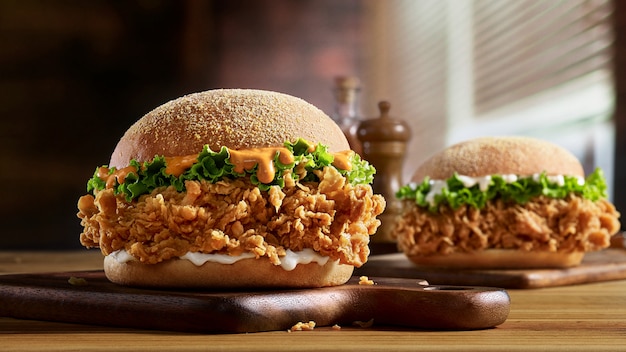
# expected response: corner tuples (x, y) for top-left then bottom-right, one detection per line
(0, 0), (364, 249)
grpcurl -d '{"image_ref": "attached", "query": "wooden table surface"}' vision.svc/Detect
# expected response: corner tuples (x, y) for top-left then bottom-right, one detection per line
(1, 250), (625, 351)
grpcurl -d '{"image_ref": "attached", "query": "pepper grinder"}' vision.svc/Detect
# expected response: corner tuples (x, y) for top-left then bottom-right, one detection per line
(357, 101), (411, 254)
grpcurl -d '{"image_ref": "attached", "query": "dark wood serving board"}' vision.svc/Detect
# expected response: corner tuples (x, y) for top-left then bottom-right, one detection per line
(0, 272), (509, 333)
(355, 249), (626, 289)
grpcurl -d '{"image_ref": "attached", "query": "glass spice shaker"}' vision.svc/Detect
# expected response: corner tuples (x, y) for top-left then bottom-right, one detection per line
(332, 76), (362, 156)
(357, 101), (411, 254)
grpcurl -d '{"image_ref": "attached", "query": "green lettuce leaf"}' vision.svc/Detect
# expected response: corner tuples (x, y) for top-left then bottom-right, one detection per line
(396, 168), (608, 212)
(338, 152), (376, 185)
(86, 139), (376, 201)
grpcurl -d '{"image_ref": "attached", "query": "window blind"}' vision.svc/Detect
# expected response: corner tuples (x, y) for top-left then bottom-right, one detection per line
(473, 0), (613, 115)
(363, 0), (615, 182)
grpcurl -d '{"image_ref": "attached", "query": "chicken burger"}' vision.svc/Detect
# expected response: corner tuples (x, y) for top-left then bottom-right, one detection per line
(394, 136), (620, 269)
(77, 89), (386, 288)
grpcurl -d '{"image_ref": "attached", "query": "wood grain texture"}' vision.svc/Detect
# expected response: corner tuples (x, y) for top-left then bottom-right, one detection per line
(1, 251), (626, 351)
(0, 272), (509, 333)
(355, 249), (626, 288)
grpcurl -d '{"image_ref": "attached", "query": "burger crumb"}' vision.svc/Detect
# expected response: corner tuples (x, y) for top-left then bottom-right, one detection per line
(353, 318), (374, 328)
(358, 276), (375, 285)
(332, 324), (341, 330)
(68, 276), (89, 286)
(288, 321), (316, 332)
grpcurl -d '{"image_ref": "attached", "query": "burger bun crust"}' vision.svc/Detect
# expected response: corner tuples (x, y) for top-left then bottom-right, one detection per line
(104, 256), (354, 289)
(412, 136), (584, 182)
(110, 89), (350, 168)
(407, 250), (585, 269)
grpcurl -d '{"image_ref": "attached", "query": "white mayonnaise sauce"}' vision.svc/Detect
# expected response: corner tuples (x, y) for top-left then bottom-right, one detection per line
(456, 175), (492, 191)
(425, 180), (447, 207)
(108, 248), (331, 272)
(181, 251), (255, 265)
(533, 173), (564, 186)
(278, 248), (330, 270)
(109, 248), (136, 263)
(423, 174), (584, 206)
(500, 174), (518, 183)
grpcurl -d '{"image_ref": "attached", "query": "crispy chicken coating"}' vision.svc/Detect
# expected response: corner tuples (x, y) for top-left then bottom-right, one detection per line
(395, 194), (620, 256)
(78, 167), (385, 267)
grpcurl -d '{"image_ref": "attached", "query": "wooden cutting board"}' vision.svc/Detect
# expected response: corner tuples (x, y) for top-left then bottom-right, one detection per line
(0, 271), (509, 333)
(355, 249), (626, 289)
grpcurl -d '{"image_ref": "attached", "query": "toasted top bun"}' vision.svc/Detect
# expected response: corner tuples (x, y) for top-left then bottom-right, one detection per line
(110, 89), (349, 169)
(411, 136), (584, 182)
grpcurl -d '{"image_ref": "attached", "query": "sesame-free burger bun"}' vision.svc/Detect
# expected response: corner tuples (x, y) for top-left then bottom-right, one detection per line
(411, 136), (584, 183)
(104, 256), (355, 289)
(110, 89), (349, 168)
(405, 249), (586, 269)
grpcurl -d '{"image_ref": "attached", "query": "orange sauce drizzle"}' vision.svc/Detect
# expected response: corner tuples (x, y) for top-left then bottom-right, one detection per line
(165, 154), (198, 177)
(99, 166), (138, 189)
(331, 150), (354, 171)
(97, 144), (352, 189)
(228, 147), (294, 184)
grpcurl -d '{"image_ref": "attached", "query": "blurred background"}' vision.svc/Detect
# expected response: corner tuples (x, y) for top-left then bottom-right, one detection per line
(1, 0), (625, 249)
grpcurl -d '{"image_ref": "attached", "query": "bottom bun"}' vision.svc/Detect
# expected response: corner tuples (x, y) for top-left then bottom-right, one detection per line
(104, 256), (354, 289)
(407, 250), (585, 269)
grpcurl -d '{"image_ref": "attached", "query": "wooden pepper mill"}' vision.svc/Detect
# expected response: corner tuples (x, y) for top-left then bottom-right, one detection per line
(357, 101), (411, 254)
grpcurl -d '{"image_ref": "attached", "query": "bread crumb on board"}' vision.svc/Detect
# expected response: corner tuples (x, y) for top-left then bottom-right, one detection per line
(287, 321), (343, 332)
(68, 276), (89, 286)
(288, 321), (316, 332)
(358, 276), (375, 285)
